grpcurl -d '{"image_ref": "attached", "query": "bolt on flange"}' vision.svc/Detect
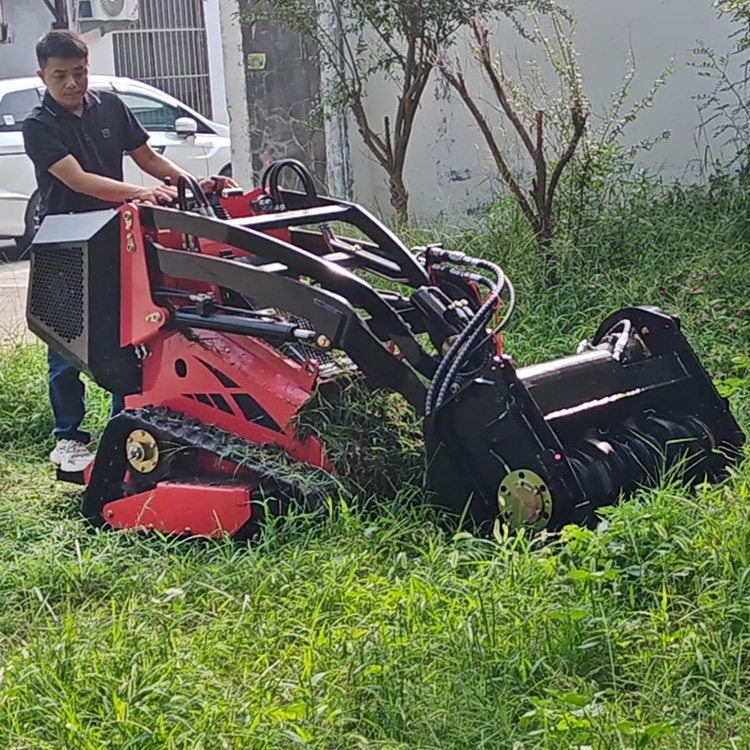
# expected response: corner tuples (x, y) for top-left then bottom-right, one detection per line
(125, 429), (160, 473)
(497, 469), (553, 531)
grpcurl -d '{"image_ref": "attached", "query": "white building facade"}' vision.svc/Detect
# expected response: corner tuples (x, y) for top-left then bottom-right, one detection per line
(0, 0), (228, 125)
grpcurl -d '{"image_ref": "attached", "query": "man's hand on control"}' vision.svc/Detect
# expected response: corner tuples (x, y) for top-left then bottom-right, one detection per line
(134, 184), (178, 205)
(129, 175), (239, 206)
(199, 175), (239, 193)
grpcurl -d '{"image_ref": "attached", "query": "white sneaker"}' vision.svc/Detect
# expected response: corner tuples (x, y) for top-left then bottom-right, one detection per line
(50, 439), (95, 473)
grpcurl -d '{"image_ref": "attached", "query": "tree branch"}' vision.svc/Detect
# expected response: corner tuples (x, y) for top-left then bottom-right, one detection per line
(546, 100), (587, 215)
(534, 110), (546, 214)
(392, 26), (432, 170)
(353, 0), (408, 67)
(393, 65), (431, 168)
(384, 115), (394, 165)
(472, 19), (537, 159)
(394, 28), (418, 146)
(437, 58), (539, 232)
(327, 0), (365, 91)
(350, 99), (391, 170)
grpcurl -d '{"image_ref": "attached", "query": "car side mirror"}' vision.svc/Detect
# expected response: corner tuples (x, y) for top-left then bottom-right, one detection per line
(175, 117), (198, 137)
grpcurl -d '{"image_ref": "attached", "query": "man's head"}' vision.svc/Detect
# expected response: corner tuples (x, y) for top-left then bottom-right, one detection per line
(35, 30), (89, 111)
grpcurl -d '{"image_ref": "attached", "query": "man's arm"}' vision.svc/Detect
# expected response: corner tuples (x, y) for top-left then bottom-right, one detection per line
(115, 94), (239, 191)
(48, 154), (175, 203)
(128, 142), (239, 192)
(127, 143), (189, 184)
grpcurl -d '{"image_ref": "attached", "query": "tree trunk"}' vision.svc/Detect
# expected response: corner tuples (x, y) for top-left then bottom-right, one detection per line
(537, 213), (553, 257)
(388, 170), (409, 224)
(536, 217), (558, 285)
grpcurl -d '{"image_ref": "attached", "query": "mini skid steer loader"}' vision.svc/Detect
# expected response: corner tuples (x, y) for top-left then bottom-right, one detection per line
(26, 160), (745, 539)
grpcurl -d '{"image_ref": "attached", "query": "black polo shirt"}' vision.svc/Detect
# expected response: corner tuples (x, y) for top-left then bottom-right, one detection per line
(22, 89), (149, 221)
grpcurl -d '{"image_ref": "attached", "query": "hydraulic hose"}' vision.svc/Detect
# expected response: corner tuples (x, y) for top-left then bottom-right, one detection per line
(427, 257), (503, 414)
(177, 174), (213, 216)
(425, 250), (513, 416)
(261, 159), (318, 206)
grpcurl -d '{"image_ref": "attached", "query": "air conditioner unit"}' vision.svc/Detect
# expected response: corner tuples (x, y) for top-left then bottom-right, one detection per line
(77, 0), (139, 24)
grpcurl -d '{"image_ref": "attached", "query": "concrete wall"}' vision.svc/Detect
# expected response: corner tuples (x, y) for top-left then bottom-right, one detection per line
(241, 18), (327, 186)
(0, 0), (55, 78)
(346, 0), (738, 223)
(217, 1), (328, 187)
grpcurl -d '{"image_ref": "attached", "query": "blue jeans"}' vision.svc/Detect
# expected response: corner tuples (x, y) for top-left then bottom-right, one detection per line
(48, 348), (124, 443)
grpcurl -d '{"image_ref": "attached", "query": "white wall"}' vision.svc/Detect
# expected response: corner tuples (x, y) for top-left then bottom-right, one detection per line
(0, 0), (53, 78)
(347, 0), (738, 223)
(204, 0), (229, 124)
(83, 28), (115, 75)
(218, 0), (253, 186)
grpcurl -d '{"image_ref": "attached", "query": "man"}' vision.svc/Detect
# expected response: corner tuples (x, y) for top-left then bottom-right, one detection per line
(22, 29), (237, 474)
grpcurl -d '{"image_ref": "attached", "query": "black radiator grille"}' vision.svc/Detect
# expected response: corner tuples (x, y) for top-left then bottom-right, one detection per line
(29, 247), (85, 343)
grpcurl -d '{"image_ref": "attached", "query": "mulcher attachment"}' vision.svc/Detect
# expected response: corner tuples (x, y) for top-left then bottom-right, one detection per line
(425, 306), (745, 532)
(25, 159), (745, 538)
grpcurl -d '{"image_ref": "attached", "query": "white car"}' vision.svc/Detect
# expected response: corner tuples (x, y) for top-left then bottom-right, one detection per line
(0, 74), (232, 257)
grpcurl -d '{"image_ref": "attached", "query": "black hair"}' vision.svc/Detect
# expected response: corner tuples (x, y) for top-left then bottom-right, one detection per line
(36, 29), (89, 69)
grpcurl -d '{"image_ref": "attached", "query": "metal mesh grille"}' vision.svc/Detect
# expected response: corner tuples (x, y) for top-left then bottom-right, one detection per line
(273, 310), (355, 377)
(29, 247), (85, 343)
(280, 341), (337, 365)
(112, 0), (212, 117)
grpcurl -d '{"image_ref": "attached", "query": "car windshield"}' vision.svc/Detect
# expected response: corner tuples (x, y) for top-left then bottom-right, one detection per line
(0, 88), (43, 132)
(117, 92), (179, 131)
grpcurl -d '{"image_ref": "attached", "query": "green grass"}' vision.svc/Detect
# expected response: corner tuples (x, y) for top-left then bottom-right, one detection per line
(1, 178), (750, 748)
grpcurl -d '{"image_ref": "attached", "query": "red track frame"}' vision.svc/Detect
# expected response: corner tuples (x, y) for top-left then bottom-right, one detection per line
(91, 200), (333, 536)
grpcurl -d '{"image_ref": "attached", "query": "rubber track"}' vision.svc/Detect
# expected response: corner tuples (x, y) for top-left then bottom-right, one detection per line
(123, 405), (340, 503)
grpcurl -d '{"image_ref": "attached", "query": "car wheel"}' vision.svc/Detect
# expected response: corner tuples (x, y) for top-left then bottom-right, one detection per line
(13, 191), (40, 259)
(220, 164), (232, 178)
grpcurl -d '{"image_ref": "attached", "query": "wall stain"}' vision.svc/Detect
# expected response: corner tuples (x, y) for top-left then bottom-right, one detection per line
(448, 168), (472, 182)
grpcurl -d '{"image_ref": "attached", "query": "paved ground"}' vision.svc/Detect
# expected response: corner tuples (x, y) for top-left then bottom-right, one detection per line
(0, 240), (31, 341)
